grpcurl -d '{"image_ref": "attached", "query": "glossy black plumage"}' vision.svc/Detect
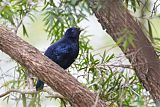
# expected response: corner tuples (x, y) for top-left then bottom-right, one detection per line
(36, 27), (81, 91)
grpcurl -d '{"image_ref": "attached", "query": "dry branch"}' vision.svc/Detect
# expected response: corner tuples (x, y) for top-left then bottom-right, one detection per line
(0, 87), (64, 99)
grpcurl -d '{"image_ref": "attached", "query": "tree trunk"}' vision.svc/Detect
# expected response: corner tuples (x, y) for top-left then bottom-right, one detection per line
(0, 26), (108, 107)
(89, 0), (160, 106)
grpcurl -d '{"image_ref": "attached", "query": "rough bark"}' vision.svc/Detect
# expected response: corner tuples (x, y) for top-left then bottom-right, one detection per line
(0, 26), (108, 107)
(89, 0), (160, 106)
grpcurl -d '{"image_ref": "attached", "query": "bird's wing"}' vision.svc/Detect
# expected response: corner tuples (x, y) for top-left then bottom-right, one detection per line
(44, 42), (71, 63)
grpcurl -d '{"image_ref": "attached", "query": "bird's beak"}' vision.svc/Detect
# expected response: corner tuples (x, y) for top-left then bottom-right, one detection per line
(80, 28), (84, 32)
(79, 27), (88, 32)
(78, 28), (84, 32)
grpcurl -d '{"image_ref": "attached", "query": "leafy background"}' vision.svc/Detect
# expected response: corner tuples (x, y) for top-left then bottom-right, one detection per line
(0, 0), (160, 106)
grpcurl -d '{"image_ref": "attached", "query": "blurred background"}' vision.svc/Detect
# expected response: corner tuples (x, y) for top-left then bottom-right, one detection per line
(0, 0), (160, 107)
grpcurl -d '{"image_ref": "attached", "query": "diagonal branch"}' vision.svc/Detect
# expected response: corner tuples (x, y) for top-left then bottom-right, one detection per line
(89, 0), (160, 106)
(0, 25), (108, 107)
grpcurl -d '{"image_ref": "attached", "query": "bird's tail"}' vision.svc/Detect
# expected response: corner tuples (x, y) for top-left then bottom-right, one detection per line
(36, 80), (44, 91)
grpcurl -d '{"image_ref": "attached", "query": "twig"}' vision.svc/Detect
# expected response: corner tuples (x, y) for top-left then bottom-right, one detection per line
(0, 89), (38, 98)
(92, 68), (103, 107)
(0, 87), (64, 99)
(151, 0), (159, 17)
(43, 87), (65, 99)
(15, 19), (23, 34)
(92, 93), (99, 107)
(105, 64), (132, 69)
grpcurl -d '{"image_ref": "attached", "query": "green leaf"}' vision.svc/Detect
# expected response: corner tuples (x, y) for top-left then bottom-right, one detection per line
(147, 20), (153, 42)
(22, 94), (27, 107)
(131, 0), (136, 12)
(22, 24), (29, 37)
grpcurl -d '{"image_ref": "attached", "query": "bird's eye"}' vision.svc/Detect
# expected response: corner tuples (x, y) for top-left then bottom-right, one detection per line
(71, 29), (75, 33)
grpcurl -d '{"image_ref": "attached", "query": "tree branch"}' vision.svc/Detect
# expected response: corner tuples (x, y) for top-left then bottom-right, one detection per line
(0, 25), (108, 107)
(0, 89), (37, 98)
(89, 0), (160, 106)
(0, 87), (64, 99)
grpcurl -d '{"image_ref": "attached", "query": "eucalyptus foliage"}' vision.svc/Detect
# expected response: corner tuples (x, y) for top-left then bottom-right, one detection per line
(0, 0), (159, 107)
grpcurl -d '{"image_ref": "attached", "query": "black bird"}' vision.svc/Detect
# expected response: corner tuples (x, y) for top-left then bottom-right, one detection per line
(36, 27), (81, 91)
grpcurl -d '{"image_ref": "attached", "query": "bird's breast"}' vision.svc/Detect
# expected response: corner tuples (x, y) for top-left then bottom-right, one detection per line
(70, 43), (79, 57)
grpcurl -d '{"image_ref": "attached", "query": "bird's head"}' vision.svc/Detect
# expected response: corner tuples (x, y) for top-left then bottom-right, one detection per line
(64, 27), (82, 39)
